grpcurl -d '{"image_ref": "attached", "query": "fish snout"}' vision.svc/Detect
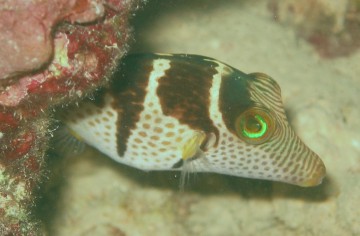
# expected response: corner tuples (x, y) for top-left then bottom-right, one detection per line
(297, 152), (326, 187)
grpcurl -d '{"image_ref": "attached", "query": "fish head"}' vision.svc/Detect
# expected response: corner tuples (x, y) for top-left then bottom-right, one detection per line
(199, 71), (326, 187)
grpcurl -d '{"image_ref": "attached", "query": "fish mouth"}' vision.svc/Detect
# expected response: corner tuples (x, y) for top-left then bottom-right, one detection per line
(297, 157), (326, 187)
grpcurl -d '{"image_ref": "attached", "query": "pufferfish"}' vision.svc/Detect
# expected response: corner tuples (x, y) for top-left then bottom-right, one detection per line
(58, 53), (326, 187)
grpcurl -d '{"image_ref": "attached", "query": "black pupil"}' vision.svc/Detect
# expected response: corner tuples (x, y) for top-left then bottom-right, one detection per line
(246, 116), (261, 132)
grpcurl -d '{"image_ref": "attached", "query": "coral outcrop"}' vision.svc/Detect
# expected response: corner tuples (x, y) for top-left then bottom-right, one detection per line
(0, 0), (144, 234)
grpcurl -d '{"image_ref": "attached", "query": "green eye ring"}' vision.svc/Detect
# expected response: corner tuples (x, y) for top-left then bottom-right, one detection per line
(235, 107), (275, 145)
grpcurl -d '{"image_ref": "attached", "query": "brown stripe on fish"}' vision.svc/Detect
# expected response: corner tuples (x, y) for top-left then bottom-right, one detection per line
(219, 68), (254, 135)
(109, 55), (153, 156)
(157, 55), (220, 142)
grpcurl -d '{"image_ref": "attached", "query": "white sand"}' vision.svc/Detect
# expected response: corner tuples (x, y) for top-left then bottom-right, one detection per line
(43, 1), (360, 235)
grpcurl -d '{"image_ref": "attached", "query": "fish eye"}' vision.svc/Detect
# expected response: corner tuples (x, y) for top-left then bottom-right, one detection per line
(235, 106), (275, 144)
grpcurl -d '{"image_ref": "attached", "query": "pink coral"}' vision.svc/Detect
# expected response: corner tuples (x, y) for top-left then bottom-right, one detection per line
(0, 0), (107, 80)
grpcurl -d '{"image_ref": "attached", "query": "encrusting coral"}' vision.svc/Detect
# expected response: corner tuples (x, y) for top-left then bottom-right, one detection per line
(0, 0), (145, 234)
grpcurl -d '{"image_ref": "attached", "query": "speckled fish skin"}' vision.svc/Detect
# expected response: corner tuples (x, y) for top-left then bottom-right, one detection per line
(61, 53), (326, 187)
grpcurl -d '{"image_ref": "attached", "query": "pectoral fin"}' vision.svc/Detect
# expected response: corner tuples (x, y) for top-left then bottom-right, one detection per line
(181, 131), (206, 161)
(178, 131), (216, 190)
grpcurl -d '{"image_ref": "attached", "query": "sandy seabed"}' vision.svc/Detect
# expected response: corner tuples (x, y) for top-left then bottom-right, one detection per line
(41, 1), (360, 235)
